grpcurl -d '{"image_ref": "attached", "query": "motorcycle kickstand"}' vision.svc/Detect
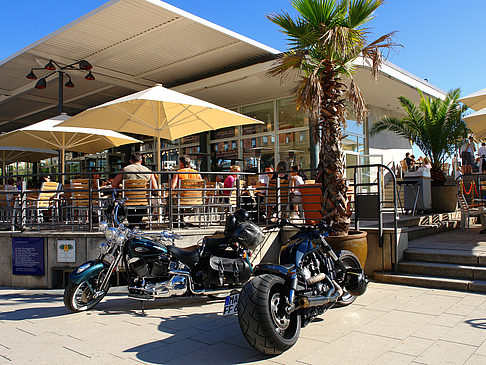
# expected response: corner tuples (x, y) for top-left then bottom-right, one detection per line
(140, 301), (146, 317)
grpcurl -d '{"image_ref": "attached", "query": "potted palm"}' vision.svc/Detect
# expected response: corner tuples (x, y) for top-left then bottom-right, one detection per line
(267, 0), (397, 266)
(370, 89), (468, 212)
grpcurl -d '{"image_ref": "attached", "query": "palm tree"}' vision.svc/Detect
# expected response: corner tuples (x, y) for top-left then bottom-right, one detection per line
(268, 0), (397, 234)
(370, 88), (468, 184)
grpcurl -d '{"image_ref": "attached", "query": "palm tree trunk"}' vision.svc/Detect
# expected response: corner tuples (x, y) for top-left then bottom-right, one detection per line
(316, 62), (350, 234)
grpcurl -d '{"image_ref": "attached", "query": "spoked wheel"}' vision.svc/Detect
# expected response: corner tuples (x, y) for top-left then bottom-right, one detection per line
(64, 269), (109, 312)
(238, 274), (301, 355)
(335, 250), (362, 307)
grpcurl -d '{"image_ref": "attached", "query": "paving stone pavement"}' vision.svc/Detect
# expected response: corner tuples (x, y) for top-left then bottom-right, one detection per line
(0, 282), (486, 365)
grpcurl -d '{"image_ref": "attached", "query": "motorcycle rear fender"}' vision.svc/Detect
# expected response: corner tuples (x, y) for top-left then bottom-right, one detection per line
(254, 263), (296, 278)
(69, 260), (109, 285)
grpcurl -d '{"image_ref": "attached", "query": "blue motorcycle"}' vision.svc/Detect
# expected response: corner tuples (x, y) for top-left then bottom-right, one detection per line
(237, 219), (367, 355)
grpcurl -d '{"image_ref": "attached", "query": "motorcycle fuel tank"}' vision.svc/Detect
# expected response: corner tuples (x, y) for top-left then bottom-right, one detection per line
(126, 237), (167, 258)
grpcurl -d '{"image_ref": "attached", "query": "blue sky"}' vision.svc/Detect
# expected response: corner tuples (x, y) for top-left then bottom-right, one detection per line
(2, 0), (485, 97)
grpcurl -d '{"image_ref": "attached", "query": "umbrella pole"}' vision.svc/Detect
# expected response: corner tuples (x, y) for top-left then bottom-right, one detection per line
(156, 135), (161, 173)
(2, 151), (5, 184)
(61, 148), (66, 185)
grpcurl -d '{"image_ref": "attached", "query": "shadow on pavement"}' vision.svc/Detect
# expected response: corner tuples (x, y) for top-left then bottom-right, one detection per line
(0, 291), (71, 320)
(123, 311), (266, 364)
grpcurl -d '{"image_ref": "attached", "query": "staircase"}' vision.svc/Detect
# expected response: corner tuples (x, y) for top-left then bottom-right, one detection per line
(375, 243), (486, 293)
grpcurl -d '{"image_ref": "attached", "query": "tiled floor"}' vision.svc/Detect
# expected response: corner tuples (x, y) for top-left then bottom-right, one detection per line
(1, 281), (486, 364)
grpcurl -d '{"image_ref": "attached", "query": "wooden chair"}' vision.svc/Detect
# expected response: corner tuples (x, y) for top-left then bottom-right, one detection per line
(27, 181), (61, 226)
(266, 179), (290, 219)
(122, 179), (152, 228)
(0, 185), (10, 226)
(205, 181), (219, 224)
(399, 160), (408, 177)
(70, 179), (102, 228)
(177, 179), (206, 227)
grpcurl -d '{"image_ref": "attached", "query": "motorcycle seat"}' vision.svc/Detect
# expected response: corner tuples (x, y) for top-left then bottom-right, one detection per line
(167, 245), (200, 267)
(203, 234), (229, 251)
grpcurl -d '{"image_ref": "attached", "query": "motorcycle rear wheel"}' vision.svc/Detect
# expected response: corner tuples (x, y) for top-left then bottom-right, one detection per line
(64, 270), (109, 312)
(238, 274), (301, 355)
(335, 250), (362, 307)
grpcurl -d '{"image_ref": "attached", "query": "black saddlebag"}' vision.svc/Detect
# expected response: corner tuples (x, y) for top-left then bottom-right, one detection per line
(208, 255), (251, 286)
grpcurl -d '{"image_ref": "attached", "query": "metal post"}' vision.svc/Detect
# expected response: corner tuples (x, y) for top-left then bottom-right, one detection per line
(354, 169), (358, 231)
(58, 71), (64, 115)
(377, 167), (383, 248)
(236, 177), (241, 209)
(20, 180), (27, 231)
(168, 172), (173, 229)
(88, 178), (93, 232)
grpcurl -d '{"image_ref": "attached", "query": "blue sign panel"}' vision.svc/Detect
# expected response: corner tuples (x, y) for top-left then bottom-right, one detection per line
(12, 237), (45, 276)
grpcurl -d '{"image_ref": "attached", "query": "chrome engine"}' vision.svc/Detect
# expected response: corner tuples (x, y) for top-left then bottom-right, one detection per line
(128, 275), (188, 299)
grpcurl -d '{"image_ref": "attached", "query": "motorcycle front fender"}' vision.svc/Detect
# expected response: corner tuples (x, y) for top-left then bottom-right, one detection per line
(69, 260), (109, 285)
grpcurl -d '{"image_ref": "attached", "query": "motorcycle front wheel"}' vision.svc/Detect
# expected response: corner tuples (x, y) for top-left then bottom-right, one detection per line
(63, 270), (109, 312)
(335, 250), (362, 307)
(238, 274), (301, 355)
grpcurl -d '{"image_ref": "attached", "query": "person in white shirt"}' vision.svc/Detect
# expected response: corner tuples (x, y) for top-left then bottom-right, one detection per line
(290, 165), (306, 220)
(478, 142), (486, 173)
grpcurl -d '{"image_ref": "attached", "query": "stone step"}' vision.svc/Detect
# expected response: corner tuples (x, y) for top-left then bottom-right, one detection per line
(373, 272), (486, 293)
(404, 248), (486, 266)
(403, 222), (459, 240)
(398, 261), (486, 280)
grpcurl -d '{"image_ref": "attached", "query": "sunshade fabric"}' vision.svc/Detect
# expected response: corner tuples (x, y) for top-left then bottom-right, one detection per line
(58, 84), (263, 141)
(0, 114), (141, 153)
(463, 108), (486, 139)
(0, 147), (57, 163)
(459, 88), (486, 111)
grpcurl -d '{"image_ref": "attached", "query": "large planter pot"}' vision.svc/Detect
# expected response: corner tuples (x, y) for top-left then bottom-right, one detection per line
(325, 230), (368, 268)
(299, 183), (323, 224)
(431, 185), (458, 213)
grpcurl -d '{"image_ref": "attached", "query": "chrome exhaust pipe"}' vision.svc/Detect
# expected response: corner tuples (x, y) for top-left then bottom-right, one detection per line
(297, 280), (344, 308)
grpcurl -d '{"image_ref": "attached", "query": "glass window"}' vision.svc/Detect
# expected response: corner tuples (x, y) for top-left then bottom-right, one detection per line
(342, 135), (358, 152)
(345, 120), (364, 136)
(241, 136), (274, 173)
(277, 98), (307, 130)
(212, 127), (237, 140)
(278, 130), (310, 170)
(210, 140), (238, 172)
(241, 101), (274, 135)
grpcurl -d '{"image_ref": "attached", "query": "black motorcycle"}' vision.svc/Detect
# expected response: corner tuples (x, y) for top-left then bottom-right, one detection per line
(63, 196), (264, 313)
(237, 219), (368, 355)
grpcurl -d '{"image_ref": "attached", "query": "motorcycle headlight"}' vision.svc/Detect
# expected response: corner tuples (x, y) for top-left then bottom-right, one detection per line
(104, 227), (116, 241)
(99, 221), (108, 233)
(115, 231), (127, 245)
(99, 242), (110, 254)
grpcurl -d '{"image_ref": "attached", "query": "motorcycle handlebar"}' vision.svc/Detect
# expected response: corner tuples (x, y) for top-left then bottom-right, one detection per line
(264, 218), (336, 234)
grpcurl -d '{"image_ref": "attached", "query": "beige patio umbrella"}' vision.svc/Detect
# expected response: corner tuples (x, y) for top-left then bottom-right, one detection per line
(0, 113), (141, 182)
(463, 108), (486, 138)
(58, 84), (263, 171)
(459, 88), (486, 111)
(0, 147), (57, 181)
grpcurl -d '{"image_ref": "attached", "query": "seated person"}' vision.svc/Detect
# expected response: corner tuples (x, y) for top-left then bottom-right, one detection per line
(290, 165), (305, 219)
(223, 165), (241, 200)
(111, 153), (158, 228)
(170, 155), (202, 189)
(170, 155), (202, 227)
